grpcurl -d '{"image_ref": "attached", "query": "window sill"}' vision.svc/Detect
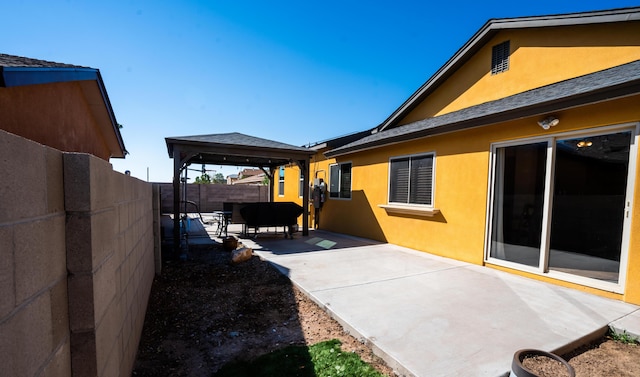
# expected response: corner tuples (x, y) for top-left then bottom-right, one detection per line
(378, 204), (440, 217)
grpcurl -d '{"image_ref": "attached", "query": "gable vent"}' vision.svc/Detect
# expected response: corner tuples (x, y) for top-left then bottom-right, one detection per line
(491, 40), (510, 75)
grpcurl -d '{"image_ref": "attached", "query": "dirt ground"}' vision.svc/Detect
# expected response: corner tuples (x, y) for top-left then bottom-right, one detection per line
(132, 243), (640, 377)
(132, 244), (393, 376)
(560, 337), (640, 376)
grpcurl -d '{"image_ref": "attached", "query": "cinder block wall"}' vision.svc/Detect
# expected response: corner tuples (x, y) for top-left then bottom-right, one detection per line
(64, 153), (155, 377)
(0, 130), (71, 376)
(0, 130), (157, 377)
(158, 183), (269, 213)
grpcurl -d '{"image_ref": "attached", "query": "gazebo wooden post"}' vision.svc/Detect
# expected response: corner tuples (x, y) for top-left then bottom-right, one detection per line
(300, 157), (310, 236)
(259, 167), (275, 202)
(269, 169), (275, 202)
(172, 148), (182, 256)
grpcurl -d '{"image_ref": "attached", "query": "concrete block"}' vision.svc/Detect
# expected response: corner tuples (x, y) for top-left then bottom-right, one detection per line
(41, 340), (72, 377)
(0, 130), (48, 222)
(70, 330), (97, 377)
(0, 226), (15, 318)
(50, 279), (70, 348)
(121, 251), (131, 292)
(95, 302), (120, 375)
(125, 226), (135, 257)
(63, 153), (92, 213)
(89, 208), (117, 268)
(125, 277), (135, 316)
(101, 337), (121, 377)
(93, 253), (118, 325)
(14, 215), (66, 304)
(121, 311), (132, 352)
(91, 161), (118, 212)
(64, 152), (122, 212)
(0, 293), (53, 377)
(120, 339), (132, 377)
(118, 204), (129, 233)
(67, 273), (95, 332)
(45, 147), (65, 214)
(66, 212), (93, 273)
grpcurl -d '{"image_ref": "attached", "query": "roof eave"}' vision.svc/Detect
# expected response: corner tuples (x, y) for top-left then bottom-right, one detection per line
(0, 66), (98, 87)
(326, 78), (640, 158)
(94, 70), (127, 158)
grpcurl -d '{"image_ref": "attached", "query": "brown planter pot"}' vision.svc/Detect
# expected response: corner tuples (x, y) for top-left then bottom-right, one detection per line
(511, 349), (575, 377)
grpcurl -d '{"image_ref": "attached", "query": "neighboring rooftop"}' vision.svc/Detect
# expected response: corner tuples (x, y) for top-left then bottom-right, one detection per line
(0, 53), (85, 68)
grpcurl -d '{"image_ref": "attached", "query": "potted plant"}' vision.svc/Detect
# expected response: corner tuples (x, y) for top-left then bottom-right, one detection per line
(511, 349), (575, 377)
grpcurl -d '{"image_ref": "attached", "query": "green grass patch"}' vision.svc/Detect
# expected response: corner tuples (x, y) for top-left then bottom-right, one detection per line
(213, 339), (385, 377)
(609, 328), (640, 345)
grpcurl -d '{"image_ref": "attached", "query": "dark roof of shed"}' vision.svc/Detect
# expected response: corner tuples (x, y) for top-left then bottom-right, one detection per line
(0, 54), (86, 68)
(0, 53), (127, 158)
(326, 59), (640, 157)
(377, 7), (640, 132)
(166, 132), (314, 168)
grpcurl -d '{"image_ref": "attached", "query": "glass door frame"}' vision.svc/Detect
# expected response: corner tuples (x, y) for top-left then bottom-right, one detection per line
(484, 123), (639, 293)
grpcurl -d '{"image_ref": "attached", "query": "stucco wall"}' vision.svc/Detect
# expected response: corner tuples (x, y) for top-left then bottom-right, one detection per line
(401, 21), (640, 124)
(0, 130), (157, 377)
(312, 96), (640, 304)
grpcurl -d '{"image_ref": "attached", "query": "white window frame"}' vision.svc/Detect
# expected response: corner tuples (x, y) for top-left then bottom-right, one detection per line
(329, 162), (352, 200)
(298, 169), (305, 198)
(379, 152), (440, 217)
(484, 123), (639, 293)
(278, 166), (285, 197)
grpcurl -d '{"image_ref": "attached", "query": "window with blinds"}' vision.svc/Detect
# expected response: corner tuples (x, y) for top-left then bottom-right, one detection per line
(329, 162), (352, 199)
(389, 153), (434, 206)
(491, 40), (510, 75)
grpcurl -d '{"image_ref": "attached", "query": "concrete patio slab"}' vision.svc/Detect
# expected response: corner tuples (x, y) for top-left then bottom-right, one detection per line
(247, 230), (640, 377)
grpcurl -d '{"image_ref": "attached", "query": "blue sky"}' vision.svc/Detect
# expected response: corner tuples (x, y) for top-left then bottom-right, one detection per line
(2, 1), (638, 182)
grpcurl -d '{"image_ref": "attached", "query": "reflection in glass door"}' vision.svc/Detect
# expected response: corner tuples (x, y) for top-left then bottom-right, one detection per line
(490, 142), (548, 267)
(489, 130), (634, 285)
(549, 132), (631, 282)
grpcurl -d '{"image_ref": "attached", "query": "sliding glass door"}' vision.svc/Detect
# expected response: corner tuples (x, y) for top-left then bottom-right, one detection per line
(490, 142), (548, 267)
(488, 128), (635, 289)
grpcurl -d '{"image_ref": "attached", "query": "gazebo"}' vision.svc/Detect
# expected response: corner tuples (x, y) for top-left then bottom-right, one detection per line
(165, 132), (315, 253)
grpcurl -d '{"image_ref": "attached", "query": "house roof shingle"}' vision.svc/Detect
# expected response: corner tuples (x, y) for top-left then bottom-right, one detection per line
(326, 59), (640, 157)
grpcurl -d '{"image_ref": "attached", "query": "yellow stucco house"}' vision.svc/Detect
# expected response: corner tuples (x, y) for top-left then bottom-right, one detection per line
(277, 7), (640, 304)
